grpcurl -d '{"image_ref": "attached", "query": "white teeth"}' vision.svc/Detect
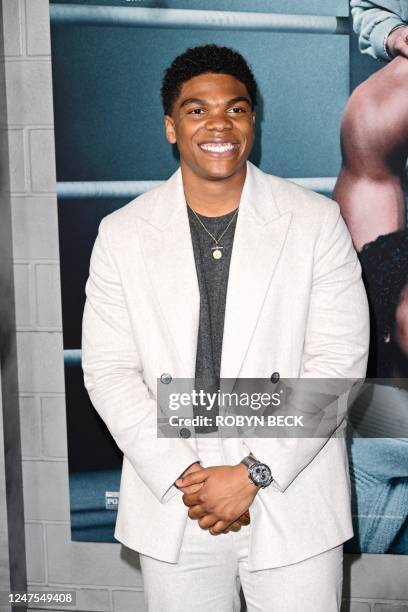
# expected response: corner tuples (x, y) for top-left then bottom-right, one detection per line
(200, 143), (236, 153)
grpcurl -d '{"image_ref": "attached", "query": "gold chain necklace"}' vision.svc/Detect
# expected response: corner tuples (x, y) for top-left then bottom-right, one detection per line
(188, 205), (239, 260)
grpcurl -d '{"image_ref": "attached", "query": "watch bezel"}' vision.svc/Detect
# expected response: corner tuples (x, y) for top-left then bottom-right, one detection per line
(248, 461), (273, 488)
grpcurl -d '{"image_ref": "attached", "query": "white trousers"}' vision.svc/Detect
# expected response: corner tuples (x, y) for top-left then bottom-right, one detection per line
(140, 437), (343, 612)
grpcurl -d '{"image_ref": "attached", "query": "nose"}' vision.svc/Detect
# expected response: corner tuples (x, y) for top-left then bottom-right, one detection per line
(205, 111), (233, 132)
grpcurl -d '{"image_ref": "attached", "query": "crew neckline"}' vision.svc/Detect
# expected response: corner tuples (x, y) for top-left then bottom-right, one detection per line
(187, 205), (239, 221)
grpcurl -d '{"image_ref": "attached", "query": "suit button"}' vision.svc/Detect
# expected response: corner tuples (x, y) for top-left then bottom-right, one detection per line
(179, 428), (191, 438)
(160, 372), (172, 384)
(270, 371), (280, 384)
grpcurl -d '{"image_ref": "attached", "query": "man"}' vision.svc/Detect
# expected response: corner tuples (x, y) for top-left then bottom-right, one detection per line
(81, 45), (369, 611)
(333, 3), (408, 559)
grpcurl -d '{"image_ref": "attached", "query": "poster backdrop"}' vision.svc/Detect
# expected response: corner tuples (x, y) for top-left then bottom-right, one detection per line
(48, 0), (408, 553)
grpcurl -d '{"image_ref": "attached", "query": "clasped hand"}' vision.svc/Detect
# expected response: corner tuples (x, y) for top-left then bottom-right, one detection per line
(175, 464), (258, 535)
(387, 26), (408, 59)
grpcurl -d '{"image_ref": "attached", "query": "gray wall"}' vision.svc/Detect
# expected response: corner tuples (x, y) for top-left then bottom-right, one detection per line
(0, 1), (408, 611)
(0, 0), (27, 607)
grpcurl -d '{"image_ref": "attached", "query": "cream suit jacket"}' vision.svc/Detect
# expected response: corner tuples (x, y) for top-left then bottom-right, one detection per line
(81, 161), (370, 571)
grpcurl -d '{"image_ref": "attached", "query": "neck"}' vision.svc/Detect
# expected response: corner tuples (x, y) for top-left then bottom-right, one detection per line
(181, 162), (247, 217)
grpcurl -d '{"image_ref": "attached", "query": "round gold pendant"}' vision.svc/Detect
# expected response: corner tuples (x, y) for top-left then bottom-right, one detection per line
(212, 249), (222, 260)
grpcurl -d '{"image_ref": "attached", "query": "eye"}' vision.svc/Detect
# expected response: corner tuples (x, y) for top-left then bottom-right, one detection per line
(228, 106), (246, 113)
(189, 108), (206, 115)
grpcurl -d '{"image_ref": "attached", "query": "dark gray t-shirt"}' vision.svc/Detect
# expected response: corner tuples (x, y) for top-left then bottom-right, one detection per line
(187, 205), (238, 433)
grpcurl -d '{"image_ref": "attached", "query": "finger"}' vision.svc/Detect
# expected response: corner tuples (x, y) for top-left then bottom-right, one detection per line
(177, 483), (203, 495)
(188, 504), (207, 519)
(399, 45), (408, 58)
(183, 491), (206, 507)
(176, 469), (208, 487)
(238, 513), (250, 526)
(395, 35), (408, 49)
(225, 521), (242, 533)
(209, 520), (229, 535)
(223, 513), (250, 533)
(198, 514), (219, 530)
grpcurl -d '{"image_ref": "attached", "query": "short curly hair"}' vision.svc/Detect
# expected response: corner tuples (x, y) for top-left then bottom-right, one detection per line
(161, 44), (258, 115)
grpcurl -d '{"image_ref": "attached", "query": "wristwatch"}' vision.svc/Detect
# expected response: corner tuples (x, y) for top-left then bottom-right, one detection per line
(240, 455), (273, 488)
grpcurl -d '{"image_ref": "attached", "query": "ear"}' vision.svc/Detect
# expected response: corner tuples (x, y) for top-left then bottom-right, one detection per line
(252, 111), (256, 124)
(164, 115), (177, 144)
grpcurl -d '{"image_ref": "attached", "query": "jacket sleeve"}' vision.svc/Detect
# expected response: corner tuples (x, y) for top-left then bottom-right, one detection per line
(242, 200), (370, 492)
(81, 217), (200, 504)
(350, 0), (406, 61)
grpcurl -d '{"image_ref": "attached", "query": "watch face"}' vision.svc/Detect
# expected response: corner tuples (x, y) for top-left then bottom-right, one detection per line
(250, 463), (272, 487)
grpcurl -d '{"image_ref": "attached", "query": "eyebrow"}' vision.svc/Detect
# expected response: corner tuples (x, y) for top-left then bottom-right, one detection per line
(179, 96), (252, 109)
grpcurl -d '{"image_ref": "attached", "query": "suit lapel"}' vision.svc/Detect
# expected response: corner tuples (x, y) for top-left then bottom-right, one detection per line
(220, 163), (292, 387)
(138, 169), (200, 379)
(138, 163), (292, 387)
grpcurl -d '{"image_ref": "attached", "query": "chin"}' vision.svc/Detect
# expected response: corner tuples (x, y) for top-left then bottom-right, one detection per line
(198, 161), (246, 181)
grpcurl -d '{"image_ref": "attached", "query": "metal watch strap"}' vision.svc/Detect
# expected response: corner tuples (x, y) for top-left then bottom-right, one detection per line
(241, 455), (258, 470)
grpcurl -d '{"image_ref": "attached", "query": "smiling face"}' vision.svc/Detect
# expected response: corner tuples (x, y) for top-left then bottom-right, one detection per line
(164, 72), (255, 182)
